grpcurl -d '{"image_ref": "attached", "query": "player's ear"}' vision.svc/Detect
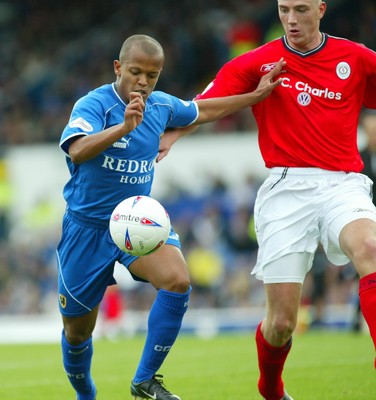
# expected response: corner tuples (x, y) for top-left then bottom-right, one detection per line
(319, 1), (327, 19)
(114, 60), (121, 76)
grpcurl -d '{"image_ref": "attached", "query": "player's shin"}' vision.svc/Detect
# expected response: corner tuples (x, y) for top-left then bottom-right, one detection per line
(61, 331), (97, 399)
(255, 322), (292, 400)
(358, 272), (376, 368)
(133, 286), (191, 383)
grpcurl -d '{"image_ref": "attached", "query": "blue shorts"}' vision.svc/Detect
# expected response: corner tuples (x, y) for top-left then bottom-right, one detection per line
(56, 209), (181, 317)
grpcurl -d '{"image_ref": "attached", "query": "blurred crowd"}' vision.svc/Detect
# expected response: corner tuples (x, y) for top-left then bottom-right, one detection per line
(1, 0), (375, 145)
(0, 0), (375, 319)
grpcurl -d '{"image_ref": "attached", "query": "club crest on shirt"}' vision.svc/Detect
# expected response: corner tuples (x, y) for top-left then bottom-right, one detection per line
(69, 117), (93, 132)
(336, 62), (351, 80)
(59, 294), (67, 308)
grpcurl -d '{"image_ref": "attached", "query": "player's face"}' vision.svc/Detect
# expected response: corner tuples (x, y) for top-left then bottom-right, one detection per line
(114, 48), (163, 103)
(278, 0), (326, 52)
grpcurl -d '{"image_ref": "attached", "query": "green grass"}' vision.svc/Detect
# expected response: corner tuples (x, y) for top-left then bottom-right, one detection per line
(0, 331), (374, 399)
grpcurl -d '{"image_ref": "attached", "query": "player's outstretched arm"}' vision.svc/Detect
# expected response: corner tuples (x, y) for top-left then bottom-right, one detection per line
(157, 58), (285, 163)
(68, 92), (144, 164)
(195, 57), (285, 124)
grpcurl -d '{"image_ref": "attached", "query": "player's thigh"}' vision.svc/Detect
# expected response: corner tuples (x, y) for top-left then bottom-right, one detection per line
(324, 173), (376, 267)
(129, 244), (190, 291)
(265, 282), (302, 318)
(339, 218), (376, 277)
(57, 217), (119, 316)
(254, 175), (320, 270)
(263, 251), (314, 284)
(263, 253), (309, 324)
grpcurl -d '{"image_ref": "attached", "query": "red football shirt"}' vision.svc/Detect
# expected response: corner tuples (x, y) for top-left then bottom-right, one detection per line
(197, 34), (376, 172)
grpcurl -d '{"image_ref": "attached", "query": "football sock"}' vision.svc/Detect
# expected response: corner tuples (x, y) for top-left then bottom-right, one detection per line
(255, 322), (292, 400)
(61, 331), (96, 400)
(133, 286), (191, 383)
(358, 272), (376, 368)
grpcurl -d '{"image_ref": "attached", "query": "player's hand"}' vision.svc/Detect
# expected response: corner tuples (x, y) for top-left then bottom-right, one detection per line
(255, 57), (286, 101)
(123, 92), (145, 133)
(157, 129), (181, 163)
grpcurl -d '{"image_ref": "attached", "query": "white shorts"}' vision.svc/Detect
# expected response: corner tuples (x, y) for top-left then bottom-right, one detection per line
(252, 167), (376, 283)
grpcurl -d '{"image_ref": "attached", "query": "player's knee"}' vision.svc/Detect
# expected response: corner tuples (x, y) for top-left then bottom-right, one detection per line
(162, 272), (190, 293)
(64, 329), (92, 346)
(64, 324), (94, 345)
(169, 276), (191, 293)
(350, 236), (376, 272)
(269, 316), (296, 340)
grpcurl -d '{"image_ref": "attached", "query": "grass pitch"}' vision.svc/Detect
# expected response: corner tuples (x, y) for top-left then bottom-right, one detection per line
(0, 331), (374, 400)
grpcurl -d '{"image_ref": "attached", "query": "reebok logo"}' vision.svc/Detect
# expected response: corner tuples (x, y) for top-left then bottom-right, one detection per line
(260, 62), (278, 72)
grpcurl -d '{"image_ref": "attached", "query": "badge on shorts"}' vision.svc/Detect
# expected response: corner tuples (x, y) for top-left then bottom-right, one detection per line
(59, 294), (67, 308)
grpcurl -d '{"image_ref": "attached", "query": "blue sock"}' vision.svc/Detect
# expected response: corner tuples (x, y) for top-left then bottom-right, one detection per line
(61, 331), (97, 400)
(133, 286), (191, 383)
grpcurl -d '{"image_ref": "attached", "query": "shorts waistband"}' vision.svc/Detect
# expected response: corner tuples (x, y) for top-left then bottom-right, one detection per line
(270, 167), (349, 176)
(67, 208), (109, 230)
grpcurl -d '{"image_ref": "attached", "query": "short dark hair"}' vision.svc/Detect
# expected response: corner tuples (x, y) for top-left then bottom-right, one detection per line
(119, 34), (164, 63)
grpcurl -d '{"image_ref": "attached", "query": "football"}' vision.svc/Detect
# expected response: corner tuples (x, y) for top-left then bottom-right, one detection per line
(109, 195), (171, 256)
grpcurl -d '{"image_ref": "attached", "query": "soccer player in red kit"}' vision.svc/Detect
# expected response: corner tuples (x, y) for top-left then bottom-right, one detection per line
(158, 1), (376, 399)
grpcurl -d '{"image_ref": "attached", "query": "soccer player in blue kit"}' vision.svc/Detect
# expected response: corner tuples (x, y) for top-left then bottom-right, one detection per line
(57, 34), (284, 400)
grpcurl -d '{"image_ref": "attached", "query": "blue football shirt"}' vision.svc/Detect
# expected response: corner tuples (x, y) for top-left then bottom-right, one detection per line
(60, 83), (198, 220)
